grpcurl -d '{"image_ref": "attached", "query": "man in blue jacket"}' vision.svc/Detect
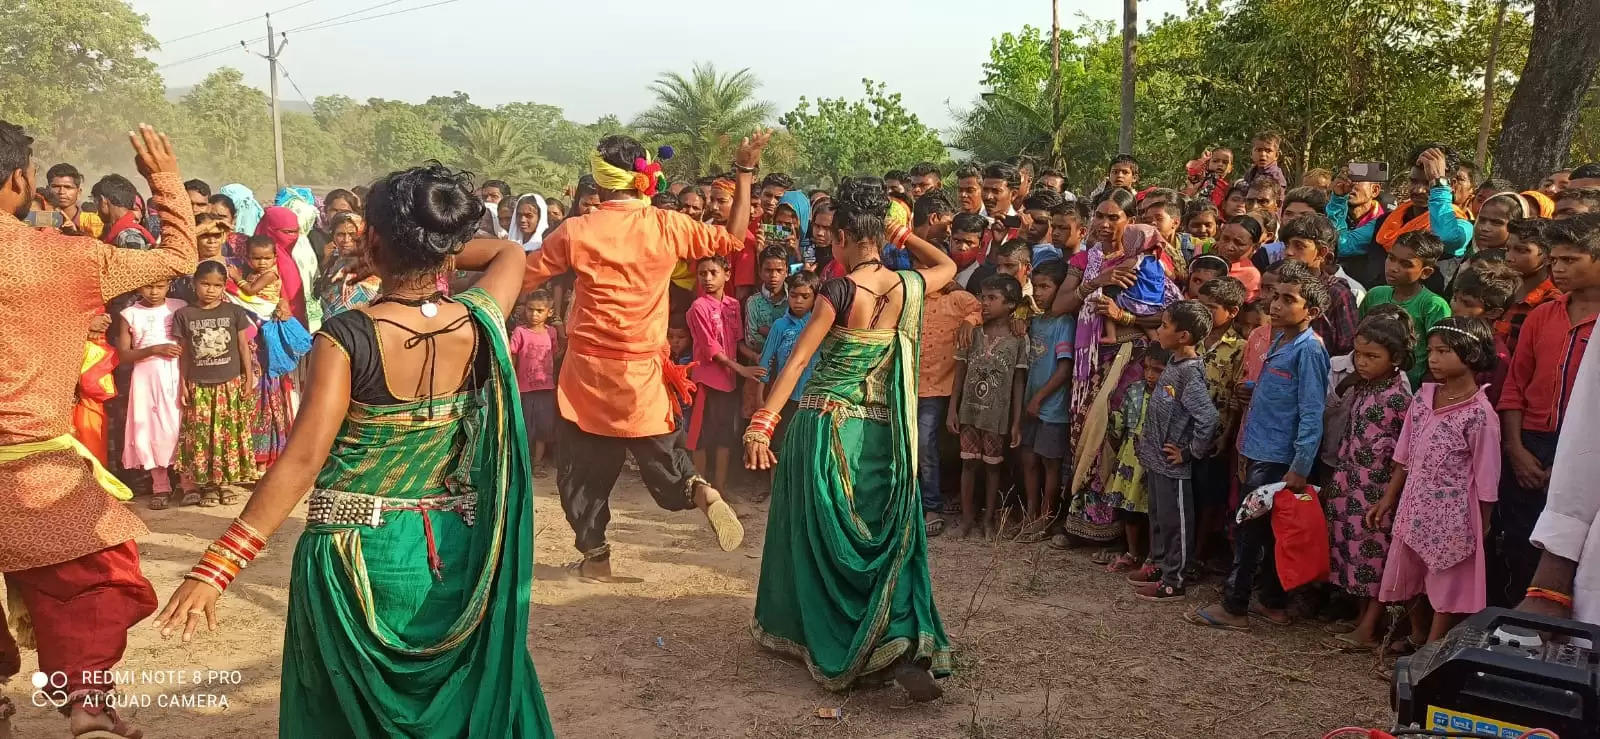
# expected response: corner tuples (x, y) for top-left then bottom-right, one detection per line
(1326, 144), (1472, 292)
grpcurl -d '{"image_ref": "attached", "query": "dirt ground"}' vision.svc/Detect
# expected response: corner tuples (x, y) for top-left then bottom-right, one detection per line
(4, 471), (1392, 738)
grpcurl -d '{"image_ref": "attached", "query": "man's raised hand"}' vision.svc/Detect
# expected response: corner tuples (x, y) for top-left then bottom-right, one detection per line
(735, 128), (773, 170)
(130, 124), (179, 179)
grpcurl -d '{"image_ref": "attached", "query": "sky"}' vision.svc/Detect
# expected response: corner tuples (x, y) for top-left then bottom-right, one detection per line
(138, 0), (1184, 134)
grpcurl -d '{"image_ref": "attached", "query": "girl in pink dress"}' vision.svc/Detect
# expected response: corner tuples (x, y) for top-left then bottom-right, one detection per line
(115, 278), (187, 508)
(1321, 308), (1414, 650)
(1367, 317), (1502, 645)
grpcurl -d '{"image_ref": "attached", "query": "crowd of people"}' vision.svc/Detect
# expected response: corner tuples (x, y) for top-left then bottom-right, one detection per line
(3, 114), (1600, 738)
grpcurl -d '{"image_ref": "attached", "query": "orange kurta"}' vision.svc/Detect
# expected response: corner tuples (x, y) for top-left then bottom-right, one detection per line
(524, 198), (745, 437)
(0, 172), (196, 571)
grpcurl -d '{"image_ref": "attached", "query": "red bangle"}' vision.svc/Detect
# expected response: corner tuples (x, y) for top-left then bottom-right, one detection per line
(886, 224), (911, 248)
(1526, 587), (1573, 608)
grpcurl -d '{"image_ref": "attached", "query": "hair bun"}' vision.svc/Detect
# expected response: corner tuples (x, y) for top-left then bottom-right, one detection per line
(834, 177), (889, 218)
(365, 163), (483, 278)
(411, 173), (483, 253)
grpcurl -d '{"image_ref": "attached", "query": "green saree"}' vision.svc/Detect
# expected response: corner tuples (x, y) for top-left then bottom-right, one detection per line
(280, 288), (553, 738)
(751, 270), (953, 691)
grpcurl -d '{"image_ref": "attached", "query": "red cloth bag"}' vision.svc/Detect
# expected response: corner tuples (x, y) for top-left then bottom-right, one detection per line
(1271, 486), (1330, 591)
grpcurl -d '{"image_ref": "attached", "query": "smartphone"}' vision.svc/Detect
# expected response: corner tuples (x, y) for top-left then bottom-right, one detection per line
(1346, 162), (1389, 183)
(1003, 214), (1022, 229)
(762, 224), (792, 249)
(25, 210), (64, 229)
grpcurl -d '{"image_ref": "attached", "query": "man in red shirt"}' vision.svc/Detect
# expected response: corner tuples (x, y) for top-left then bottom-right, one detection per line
(1493, 213), (1600, 606)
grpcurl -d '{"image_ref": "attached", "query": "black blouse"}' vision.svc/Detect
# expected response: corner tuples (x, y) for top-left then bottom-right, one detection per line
(317, 309), (491, 406)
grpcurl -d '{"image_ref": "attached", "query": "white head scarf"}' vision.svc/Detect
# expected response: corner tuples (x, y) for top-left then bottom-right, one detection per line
(508, 194), (550, 252)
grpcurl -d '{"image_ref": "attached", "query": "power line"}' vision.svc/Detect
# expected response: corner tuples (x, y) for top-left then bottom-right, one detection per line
(156, 0), (461, 71)
(157, 0), (318, 45)
(277, 61), (313, 106)
(290, 0), (461, 34)
(157, 36), (266, 70)
(282, 0), (409, 32)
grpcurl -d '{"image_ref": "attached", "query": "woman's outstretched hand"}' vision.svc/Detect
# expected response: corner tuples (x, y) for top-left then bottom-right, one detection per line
(744, 439), (777, 470)
(154, 579), (222, 643)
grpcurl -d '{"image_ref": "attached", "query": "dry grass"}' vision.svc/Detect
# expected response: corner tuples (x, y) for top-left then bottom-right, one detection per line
(3, 470), (1391, 738)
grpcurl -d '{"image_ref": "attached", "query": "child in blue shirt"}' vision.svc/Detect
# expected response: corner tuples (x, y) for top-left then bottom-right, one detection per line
(1018, 259), (1075, 538)
(1189, 259), (1330, 632)
(759, 270), (822, 440)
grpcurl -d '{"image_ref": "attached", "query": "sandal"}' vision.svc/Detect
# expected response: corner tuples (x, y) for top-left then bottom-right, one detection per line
(179, 489), (203, 506)
(1248, 602), (1293, 626)
(217, 487), (242, 506)
(1184, 606), (1249, 632)
(197, 488), (220, 508)
(1322, 633), (1379, 653)
(1089, 548), (1121, 566)
(924, 515), (946, 538)
(1104, 553), (1139, 573)
(147, 493), (170, 511)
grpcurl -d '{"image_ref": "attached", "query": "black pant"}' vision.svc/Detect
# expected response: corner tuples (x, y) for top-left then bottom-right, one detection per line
(1487, 429), (1559, 607)
(556, 419), (703, 559)
(1222, 459), (1292, 616)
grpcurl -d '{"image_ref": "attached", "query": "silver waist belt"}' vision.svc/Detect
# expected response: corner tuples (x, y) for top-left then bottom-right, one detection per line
(797, 395), (891, 422)
(306, 489), (477, 528)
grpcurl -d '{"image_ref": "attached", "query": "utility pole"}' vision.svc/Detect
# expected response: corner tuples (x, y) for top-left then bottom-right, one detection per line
(1119, 0), (1137, 155)
(1051, 0), (1062, 169)
(264, 13), (287, 191)
(1475, 0), (1508, 168)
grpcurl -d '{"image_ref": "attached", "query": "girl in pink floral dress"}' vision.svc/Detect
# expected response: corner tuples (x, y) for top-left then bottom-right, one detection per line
(1321, 308), (1413, 650)
(1367, 317), (1502, 645)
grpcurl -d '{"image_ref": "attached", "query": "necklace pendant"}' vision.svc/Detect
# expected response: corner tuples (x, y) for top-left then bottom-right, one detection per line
(420, 301), (439, 318)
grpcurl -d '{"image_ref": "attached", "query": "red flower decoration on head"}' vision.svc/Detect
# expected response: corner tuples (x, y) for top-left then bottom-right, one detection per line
(633, 157), (664, 196)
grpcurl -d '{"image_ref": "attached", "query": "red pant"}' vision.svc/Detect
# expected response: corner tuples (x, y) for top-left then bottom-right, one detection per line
(3, 541), (156, 694)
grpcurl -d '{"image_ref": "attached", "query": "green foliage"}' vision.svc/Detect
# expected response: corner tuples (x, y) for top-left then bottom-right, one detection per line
(4, 0), (1553, 203)
(632, 63), (775, 181)
(0, 0), (168, 171)
(780, 79), (949, 189)
(173, 69), (274, 186)
(956, 0), (1533, 190)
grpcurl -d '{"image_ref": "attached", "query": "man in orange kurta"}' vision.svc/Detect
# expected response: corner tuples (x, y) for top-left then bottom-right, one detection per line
(0, 122), (195, 738)
(524, 132), (769, 581)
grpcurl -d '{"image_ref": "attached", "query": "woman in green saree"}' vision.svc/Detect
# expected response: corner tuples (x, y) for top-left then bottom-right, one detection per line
(156, 165), (554, 738)
(743, 178), (958, 701)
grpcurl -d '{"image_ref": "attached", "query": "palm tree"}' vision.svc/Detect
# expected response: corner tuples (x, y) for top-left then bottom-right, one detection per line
(632, 63), (774, 179)
(458, 115), (542, 180)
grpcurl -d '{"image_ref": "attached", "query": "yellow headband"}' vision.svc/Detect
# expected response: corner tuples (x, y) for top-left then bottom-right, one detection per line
(589, 150), (663, 196)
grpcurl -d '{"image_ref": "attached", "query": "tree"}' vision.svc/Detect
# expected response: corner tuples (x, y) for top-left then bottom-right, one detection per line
(781, 79), (948, 189)
(369, 103), (456, 174)
(1494, 0), (1600, 185)
(458, 116), (542, 181)
(177, 68), (275, 187)
(632, 63), (774, 180)
(0, 0), (168, 168)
